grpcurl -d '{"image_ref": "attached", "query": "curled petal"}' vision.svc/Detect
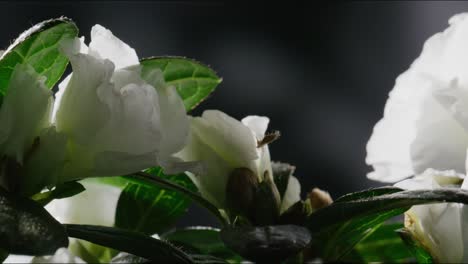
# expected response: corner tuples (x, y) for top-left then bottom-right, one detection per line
(0, 64), (53, 163)
(280, 175), (301, 213)
(89, 24), (139, 69)
(192, 110), (258, 169)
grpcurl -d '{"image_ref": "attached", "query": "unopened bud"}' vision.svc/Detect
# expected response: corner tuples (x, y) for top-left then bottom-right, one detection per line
(226, 168), (258, 219)
(308, 188), (333, 210)
(252, 174), (281, 226)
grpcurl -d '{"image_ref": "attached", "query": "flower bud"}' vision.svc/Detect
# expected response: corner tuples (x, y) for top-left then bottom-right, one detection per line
(225, 167), (258, 219)
(308, 187), (333, 210)
(251, 174), (281, 226)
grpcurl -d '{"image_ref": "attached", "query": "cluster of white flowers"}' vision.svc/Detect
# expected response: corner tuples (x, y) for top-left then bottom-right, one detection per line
(366, 13), (468, 263)
(1, 25), (302, 263)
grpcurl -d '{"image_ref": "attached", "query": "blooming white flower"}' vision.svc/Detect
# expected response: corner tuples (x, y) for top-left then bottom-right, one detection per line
(53, 24), (189, 182)
(0, 24), (189, 195)
(366, 13), (468, 183)
(395, 169), (468, 263)
(176, 110), (275, 209)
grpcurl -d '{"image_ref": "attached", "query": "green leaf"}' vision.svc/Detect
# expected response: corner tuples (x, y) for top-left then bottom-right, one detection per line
(307, 187), (468, 260)
(125, 171), (227, 226)
(32, 181), (85, 206)
(0, 17), (78, 97)
(220, 225), (311, 263)
(398, 228), (433, 263)
(141, 57), (222, 111)
(346, 223), (413, 262)
(115, 167), (196, 235)
(65, 224), (193, 264)
(0, 186), (68, 255)
(162, 226), (242, 262)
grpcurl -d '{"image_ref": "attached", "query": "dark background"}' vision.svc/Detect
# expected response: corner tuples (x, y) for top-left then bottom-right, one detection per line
(2, 1), (468, 226)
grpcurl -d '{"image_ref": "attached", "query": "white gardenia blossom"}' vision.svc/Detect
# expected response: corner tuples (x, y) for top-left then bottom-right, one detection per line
(395, 169), (468, 263)
(53, 24), (189, 182)
(0, 24), (189, 195)
(366, 13), (468, 183)
(176, 110), (276, 209)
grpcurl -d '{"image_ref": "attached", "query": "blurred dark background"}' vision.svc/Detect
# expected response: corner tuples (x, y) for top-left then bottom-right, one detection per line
(2, 1), (468, 226)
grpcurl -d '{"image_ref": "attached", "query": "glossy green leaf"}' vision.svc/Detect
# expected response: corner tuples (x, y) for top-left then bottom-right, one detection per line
(124, 171), (227, 226)
(162, 226), (241, 262)
(0, 17), (78, 97)
(308, 187), (468, 260)
(32, 181), (85, 206)
(345, 223), (413, 262)
(65, 224), (193, 264)
(115, 167), (196, 235)
(0, 186), (68, 255)
(141, 57), (222, 111)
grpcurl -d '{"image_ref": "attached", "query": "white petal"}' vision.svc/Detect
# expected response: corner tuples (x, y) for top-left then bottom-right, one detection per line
(367, 13), (468, 182)
(0, 64), (53, 163)
(410, 93), (468, 175)
(4, 255), (34, 263)
(280, 175), (301, 213)
(89, 24), (139, 69)
(192, 110), (258, 169)
(32, 248), (85, 263)
(46, 180), (121, 226)
(242, 115), (269, 140)
(93, 80), (162, 155)
(176, 127), (232, 208)
(20, 126), (68, 195)
(55, 51), (114, 146)
(407, 203), (464, 263)
(151, 71), (189, 158)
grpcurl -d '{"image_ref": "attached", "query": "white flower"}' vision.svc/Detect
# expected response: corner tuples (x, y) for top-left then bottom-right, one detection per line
(53, 24), (189, 182)
(395, 169), (468, 263)
(366, 13), (468, 183)
(176, 110), (274, 209)
(0, 24), (189, 194)
(0, 64), (53, 164)
(5, 248), (85, 263)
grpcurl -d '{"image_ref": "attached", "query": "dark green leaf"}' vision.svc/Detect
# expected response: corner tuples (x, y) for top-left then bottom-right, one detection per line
(32, 181), (85, 206)
(334, 186), (403, 203)
(345, 223), (413, 262)
(115, 168), (196, 235)
(220, 225), (311, 263)
(141, 57), (222, 111)
(398, 228), (433, 263)
(271, 162), (295, 199)
(125, 171), (227, 226)
(0, 17), (78, 97)
(65, 224), (193, 264)
(162, 226), (241, 262)
(0, 186), (68, 255)
(308, 187), (468, 260)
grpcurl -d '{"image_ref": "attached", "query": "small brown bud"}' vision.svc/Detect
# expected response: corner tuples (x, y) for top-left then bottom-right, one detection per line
(226, 168), (258, 218)
(308, 187), (333, 210)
